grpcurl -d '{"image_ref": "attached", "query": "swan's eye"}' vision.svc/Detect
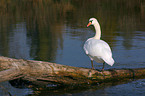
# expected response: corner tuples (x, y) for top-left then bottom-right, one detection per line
(90, 20), (93, 23)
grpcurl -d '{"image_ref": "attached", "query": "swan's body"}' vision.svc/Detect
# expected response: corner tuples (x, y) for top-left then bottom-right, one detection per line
(83, 18), (114, 70)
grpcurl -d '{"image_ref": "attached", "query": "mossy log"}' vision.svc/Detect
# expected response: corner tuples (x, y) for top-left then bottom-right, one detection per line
(0, 56), (145, 85)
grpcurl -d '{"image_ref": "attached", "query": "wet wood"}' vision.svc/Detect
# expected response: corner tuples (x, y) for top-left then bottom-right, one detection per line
(0, 56), (145, 85)
(0, 68), (22, 82)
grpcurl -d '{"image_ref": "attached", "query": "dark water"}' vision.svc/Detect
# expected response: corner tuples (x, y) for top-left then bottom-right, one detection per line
(0, 0), (145, 95)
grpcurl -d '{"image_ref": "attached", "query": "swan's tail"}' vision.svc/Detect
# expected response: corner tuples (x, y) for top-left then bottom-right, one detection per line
(103, 57), (115, 66)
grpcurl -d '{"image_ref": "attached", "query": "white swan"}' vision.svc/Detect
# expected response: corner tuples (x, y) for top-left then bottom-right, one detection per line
(83, 18), (114, 70)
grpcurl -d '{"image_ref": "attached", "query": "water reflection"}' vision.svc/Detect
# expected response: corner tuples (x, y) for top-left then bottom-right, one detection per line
(0, 0), (69, 61)
(0, 0), (145, 95)
(8, 22), (31, 59)
(0, 0), (144, 61)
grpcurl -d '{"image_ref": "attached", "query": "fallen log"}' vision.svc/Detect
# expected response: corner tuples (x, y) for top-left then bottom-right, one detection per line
(0, 56), (145, 86)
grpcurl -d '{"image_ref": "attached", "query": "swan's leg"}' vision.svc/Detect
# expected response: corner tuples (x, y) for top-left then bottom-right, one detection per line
(102, 62), (105, 71)
(91, 60), (94, 69)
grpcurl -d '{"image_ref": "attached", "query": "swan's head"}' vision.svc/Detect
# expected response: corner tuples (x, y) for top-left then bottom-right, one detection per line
(87, 18), (99, 27)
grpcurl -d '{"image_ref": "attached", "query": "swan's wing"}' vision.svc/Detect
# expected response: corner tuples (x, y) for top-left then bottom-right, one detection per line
(84, 39), (110, 56)
(98, 40), (114, 66)
(100, 42), (114, 66)
(83, 39), (114, 65)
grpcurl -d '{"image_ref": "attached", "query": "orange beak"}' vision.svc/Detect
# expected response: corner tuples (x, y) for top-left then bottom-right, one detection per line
(87, 22), (92, 27)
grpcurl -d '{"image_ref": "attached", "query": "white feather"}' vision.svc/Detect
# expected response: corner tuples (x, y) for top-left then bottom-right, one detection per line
(84, 18), (114, 67)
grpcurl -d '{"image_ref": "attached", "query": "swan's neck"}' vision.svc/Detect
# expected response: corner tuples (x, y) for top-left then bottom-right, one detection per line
(93, 23), (101, 39)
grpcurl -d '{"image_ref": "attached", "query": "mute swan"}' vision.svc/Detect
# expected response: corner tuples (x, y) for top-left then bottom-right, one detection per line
(83, 18), (114, 70)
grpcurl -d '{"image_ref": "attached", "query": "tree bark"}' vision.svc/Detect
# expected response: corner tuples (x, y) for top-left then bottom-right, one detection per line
(0, 56), (145, 85)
